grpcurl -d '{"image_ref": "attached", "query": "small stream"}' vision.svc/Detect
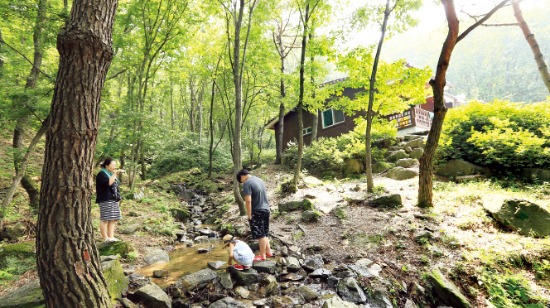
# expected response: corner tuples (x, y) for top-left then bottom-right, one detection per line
(137, 240), (228, 288)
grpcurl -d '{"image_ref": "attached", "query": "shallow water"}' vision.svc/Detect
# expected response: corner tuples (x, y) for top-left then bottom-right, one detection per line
(137, 240), (228, 288)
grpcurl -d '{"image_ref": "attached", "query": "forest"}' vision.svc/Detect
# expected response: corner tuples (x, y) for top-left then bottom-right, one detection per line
(0, 0), (549, 307)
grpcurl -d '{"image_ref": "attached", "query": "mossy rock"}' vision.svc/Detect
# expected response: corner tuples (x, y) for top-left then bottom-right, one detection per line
(343, 159), (364, 176)
(280, 180), (297, 194)
(101, 259), (129, 301)
(301, 210), (322, 223)
(0, 279), (44, 308)
(372, 162), (394, 174)
(279, 199), (314, 212)
(170, 208), (190, 222)
(488, 199), (550, 237)
(0, 241), (35, 268)
(428, 268), (471, 308)
(98, 241), (135, 259)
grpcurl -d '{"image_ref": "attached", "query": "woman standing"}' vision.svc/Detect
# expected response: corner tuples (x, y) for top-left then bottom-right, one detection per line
(96, 158), (122, 242)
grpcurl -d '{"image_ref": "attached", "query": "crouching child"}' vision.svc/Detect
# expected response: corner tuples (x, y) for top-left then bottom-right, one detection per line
(223, 234), (254, 271)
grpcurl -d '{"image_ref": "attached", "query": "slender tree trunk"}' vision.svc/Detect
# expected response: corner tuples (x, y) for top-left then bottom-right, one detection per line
(365, 0), (391, 193)
(11, 0), (48, 209)
(512, 0), (550, 93)
(417, 0), (509, 207)
(311, 110), (318, 141)
(309, 31), (318, 142)
(170, 80), (175, 130)
(275, 49), (286, 164)
(208, 79), (216, 178)
(293, 3), (310, 190)
(37, 0), (117, 306)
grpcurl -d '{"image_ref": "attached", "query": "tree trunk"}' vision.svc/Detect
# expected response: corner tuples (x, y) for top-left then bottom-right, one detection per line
(208, 78), (216, 179)
(275, 102), (285, 165)
(293, 2), (310, 190)
(11, 0), (48, 209)
(37, 0), (117, 306)
(417, 0), (509, 207)
(365, 0), (391, 193)
(512, 0), (550, 93)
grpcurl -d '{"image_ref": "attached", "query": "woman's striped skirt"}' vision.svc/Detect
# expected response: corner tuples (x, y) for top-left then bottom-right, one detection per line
(99, 200), (122, 221)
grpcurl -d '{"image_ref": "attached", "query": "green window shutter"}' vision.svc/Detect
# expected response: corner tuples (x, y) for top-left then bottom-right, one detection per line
(322, 109), (333, 128)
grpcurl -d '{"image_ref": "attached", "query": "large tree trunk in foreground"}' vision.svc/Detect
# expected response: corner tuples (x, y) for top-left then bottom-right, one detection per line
(36, 0), (118, 306)
(512, 0), (550, 93)
(418, 0), (509, 207)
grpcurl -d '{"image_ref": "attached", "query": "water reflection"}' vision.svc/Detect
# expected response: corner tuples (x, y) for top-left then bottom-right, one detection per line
(137, 240), (228, 288)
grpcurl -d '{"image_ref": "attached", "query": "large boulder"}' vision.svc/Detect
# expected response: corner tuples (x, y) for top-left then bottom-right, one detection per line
(343, 159), (364, 176)
(436, 159), (489, 178)
(387, 150), (409, 162)
(143, 248), (169, 265)
(349, 258), (382, 278)
(386, 167), (418, 180)
(368, 194), (403, 209)
(301, 210), (322, 223)
(396, 158), (417, 168)
(227, 266), (260, 286)
(337, 277), (367, 304)
(372, 162), (394, 174)
(102, 259), (129, 301)
(279, 199), (314, 212)
(428, 268), (471, 308)
(130, 283), (172, 308)
(0, 279), (43, 308)
(178, 268), (218, 290)
(409, 148), (424, 159)
(487, 199), (550, 237)
(404, 138), (425, 149)
(98, 241), (135, 259)
(322, 295), (359, 308)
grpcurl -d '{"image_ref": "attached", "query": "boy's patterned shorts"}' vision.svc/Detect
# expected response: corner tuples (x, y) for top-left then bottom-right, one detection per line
(249, 211), (270, 239)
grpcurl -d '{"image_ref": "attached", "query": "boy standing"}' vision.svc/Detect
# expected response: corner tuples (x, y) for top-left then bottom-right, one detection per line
(236, 169), (273, 262)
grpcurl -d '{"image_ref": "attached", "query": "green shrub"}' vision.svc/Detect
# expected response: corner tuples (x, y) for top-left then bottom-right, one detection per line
(438, 100), (550, 171)
(148, 137), (232, 178)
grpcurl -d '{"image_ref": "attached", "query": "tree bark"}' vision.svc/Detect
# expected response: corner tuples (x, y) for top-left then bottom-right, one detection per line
(365, 0), (392, 193)
(417, 0), (509, 207)
(512, 0), (550, 93)
(293, 2), (311, 190)
(36, 0), (117, 306)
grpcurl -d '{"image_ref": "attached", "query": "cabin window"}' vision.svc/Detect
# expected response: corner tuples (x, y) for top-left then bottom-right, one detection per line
(303, 127), (312, 136)
(322, 108), (345, 128)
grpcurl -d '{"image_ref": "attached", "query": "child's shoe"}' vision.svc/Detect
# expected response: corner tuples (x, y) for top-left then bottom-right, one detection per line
(253, 255), (265, 262)
(233, 264), (250, 271)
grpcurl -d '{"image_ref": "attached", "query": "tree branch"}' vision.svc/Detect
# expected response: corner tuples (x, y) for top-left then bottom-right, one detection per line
(457, 0), (511, 42)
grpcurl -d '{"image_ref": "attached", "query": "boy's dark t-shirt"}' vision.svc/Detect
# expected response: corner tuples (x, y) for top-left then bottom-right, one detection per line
(243, 175), (270, 212)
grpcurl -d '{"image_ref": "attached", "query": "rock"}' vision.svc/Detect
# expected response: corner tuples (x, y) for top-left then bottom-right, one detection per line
(286, 256), (302, 272)
(396, 158), (417, 168)
(404, 299), (418, 308)
(404, 138), (425, 149)
(259, 274), (279, 297)
(271, 295), (295, 307)
(280, 272), (304, 282)
(343, 159), (364, 176)
(118, 297), (138, 308)
(349, 259), (382, 278)
(301, 254), (324, 272)
(387, 150), (409, 162)
(322, 295), (359, 308)
(194, 235), (210, 243)
(131, 283), (172, 308)
(301, 210), (322, 223)
(208, 261), (226, 270)
(0, 241), (34, 268)
(252, 260), (277, 274)
(368, 194), (403, 209)
(342, 192), (366, 204)
(279, 199), (314, 212)
(218, 272), (234, 290)
(198, 228), (212, 236)
(170, 208), (190, 222)
(428, 268), (471, 308)
(372, 162), (394, 174)
(367, 289), (393, 308)
(143, 248), (169, 265)
(234, 286), (250, 299)
(487, 198), (550, 237)
(415, 230), (433, 243)
(128, 273), (151, 290)
(521, 168), (550, 182)
(435, 159), (489, 178)
(386, 167), (418, 180)
(153, 270), (168, 278)
(297, 285), (319, 301)
(197, 248), (210, 254)
(337, 277), (367, 304)
(227, 266), (260, 286)
(309, 268), (332, 279)
(209, 297), (247, 308)
(178, 268), (218, 291)
(0, 279), (43, 308)
(102, 259), (129, 300)
(119, 223), (142, 235)
(409, 148), (424, 159)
